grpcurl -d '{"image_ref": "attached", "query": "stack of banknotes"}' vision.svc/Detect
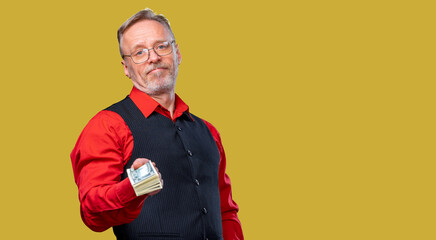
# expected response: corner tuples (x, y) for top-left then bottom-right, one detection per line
(127, 161), (163, 196)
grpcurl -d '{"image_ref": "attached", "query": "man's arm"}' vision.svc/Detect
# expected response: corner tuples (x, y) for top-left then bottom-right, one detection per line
(202, 120), (244, 240)
(71, 110), (147, 232)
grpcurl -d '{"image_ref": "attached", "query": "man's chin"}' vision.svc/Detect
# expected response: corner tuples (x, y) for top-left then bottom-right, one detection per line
(144, 81), (175, 95)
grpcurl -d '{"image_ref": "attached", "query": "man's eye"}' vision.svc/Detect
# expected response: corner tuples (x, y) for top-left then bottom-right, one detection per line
(157, 43), (169, 50)
(135, 50), (145, 56)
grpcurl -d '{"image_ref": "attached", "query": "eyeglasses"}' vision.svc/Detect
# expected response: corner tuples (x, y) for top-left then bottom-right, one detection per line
(123, 40), (175, 64)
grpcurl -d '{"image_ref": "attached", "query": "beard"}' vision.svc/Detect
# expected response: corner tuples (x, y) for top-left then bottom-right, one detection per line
(130, 61), (178, 96)
(144, 64), (176, 95)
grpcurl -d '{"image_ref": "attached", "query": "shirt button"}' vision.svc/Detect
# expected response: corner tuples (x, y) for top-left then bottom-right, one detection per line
(177, 126), (182, 131)
(194, 179), (200, 186)
(202, 208), (207, 214)
(187, 150), (193, 157)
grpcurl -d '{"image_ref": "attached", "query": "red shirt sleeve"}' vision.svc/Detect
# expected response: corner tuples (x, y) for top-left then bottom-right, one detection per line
(71, 110), (147, 232)
(71, 107), (243, 237)
(202, 120), (244, 240)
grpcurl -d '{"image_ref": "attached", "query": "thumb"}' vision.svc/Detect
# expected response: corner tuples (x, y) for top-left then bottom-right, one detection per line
(131, 158), (150, 170)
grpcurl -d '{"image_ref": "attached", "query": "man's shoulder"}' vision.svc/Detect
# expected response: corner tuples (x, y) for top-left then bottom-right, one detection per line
(84, 109), (127, 132)
(188, 113), (214, 128)
(189, 114), (220, 141)
(104, 96), (132, 112)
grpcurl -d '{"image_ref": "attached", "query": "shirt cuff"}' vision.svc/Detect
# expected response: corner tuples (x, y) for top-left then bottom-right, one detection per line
(116, 178), (138, 204)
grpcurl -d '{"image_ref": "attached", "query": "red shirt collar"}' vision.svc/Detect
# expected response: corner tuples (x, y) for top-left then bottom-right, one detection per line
(129, 87), (193, 122)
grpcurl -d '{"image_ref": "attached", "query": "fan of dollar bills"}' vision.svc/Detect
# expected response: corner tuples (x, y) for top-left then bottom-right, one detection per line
(127, 161), (163, 196)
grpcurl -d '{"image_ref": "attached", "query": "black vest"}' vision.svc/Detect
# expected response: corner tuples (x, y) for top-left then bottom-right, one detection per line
(106, 96), (223, 240)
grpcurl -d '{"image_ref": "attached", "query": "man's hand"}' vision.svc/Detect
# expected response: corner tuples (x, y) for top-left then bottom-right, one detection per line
(131, 158), (163, 196)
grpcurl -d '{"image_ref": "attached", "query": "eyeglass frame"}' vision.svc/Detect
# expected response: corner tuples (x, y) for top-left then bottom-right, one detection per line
(122, 40), (176, 64)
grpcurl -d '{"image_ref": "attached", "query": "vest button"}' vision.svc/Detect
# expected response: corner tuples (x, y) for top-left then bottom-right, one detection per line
(177, 126), (182, 131)
(194, 179), (200, 186)
(202, 208), (208, 214)
(187, 150), (193, 156)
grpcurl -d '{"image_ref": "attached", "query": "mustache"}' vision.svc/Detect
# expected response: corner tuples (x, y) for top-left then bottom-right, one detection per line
(145, 63), (169, 74)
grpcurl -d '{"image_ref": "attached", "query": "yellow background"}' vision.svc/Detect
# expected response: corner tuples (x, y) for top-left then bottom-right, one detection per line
(1, 0), (435, 239)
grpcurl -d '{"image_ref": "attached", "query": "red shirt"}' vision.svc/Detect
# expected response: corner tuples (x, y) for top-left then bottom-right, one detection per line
(71, 87), (243, 239)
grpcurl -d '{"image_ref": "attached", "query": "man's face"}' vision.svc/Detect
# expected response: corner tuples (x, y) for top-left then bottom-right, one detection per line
(121, 20), (181, 96)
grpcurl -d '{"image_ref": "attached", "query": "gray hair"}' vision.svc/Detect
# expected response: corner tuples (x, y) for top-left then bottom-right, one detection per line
(117, 8), (175, 58)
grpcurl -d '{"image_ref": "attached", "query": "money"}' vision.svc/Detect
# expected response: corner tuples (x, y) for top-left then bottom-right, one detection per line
(127, 161), (163, 196)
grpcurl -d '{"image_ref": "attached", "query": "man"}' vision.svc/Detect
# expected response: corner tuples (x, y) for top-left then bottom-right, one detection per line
(71, 8), (243, 240)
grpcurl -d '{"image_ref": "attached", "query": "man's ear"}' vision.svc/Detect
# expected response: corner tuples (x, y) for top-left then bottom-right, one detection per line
(121, 60), (130, 78)
(175, 44), (182, 65)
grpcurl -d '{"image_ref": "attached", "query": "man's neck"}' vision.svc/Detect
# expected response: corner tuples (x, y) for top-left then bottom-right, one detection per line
(150, 91), (176, 118)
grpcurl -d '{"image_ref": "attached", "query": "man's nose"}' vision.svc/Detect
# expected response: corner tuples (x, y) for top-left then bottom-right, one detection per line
(147, 49), (161, 63)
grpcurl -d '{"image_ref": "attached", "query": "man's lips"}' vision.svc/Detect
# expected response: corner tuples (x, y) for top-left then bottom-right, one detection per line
(147, 68), (166, 74)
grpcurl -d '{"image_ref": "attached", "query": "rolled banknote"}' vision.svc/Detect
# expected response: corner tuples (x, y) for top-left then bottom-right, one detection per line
(127, 161), (162, 196)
